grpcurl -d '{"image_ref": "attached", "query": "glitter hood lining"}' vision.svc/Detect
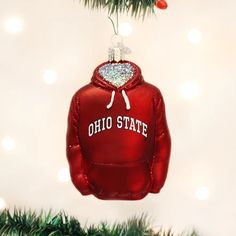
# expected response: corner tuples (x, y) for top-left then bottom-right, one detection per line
(91, 60), (144, 92)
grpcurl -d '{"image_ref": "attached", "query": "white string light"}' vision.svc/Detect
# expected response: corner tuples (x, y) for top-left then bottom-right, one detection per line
(57, 168), (70, 183)
(119, 22), (132, 37)
(179, 81), (200, 100)
(4, 17), (24, 34)
(1, 136), (16, 151)
(195, 186), (210, 200)
(187, 28), (202, 44)
(0, 198), (7, 210)
(43, 69), (58, 84)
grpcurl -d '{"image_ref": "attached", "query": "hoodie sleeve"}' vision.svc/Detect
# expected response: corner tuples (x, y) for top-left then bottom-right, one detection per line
(150, 92), (171, 193)
(66, 94), (91, 195)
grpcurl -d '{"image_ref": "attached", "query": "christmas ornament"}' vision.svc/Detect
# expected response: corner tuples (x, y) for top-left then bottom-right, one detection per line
(66, 55), (171, 200)
(66, 0), (171, 200)
(155, 0), (168, 10)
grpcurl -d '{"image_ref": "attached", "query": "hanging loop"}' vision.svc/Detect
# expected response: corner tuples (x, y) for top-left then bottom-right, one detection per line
(110, 34), (123, 47)
(108, 16), (118, 35)
(107, 11), (131, 62)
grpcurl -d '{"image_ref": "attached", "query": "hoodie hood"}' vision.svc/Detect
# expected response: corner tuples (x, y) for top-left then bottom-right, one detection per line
(91, 60), (144, 111)
(91, 60), (144, 92)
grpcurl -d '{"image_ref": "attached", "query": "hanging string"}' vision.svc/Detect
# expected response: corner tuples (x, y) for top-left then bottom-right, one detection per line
(107, 10), (125, 62)
(108, 10), (119, 35)
(116, 10), (119, 35)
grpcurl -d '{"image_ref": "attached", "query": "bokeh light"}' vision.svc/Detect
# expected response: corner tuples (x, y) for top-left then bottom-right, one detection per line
(0, 198), (7, 210)
(1, 136), (16, 151)
(43, 69), (58, 84)
(187, 28), (202, 44)
(57, 168), (70, 183)
(179, 81), (200, 100)
(4, 17), (24, 34)
(119, 22), (132, 37)
(195, 186), (210, 200)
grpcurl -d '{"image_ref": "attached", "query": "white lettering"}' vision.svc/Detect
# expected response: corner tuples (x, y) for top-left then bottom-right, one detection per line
(123, 116), (130, 129)
(129, 117), (136, 131)
(101, 118), (106, 131)
(117, 116), (122, 128)
(142, 123), (148, 137)
(135, 119), (142, 133)
(88, 123), (94, 137)
(94, 119), (101, 134)
(88, 116), (148, 138)
(106, 116), (112, 129)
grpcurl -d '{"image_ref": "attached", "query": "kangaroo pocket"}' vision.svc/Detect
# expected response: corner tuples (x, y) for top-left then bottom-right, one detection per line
(87, 159), (151, 197)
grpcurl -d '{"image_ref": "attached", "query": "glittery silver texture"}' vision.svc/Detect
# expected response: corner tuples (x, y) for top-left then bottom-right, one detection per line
(99, 63), (134, 87)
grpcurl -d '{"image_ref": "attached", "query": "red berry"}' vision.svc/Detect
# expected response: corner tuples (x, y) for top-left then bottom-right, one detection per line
(155, 0), (168, 10)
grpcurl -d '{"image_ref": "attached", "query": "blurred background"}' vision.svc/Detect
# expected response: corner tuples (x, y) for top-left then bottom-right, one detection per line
(0, 0), (235, 235)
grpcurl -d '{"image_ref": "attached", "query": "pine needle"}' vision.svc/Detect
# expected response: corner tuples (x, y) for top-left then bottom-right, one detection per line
(0, 208), (199, 236)
(77, 0), (156, 19)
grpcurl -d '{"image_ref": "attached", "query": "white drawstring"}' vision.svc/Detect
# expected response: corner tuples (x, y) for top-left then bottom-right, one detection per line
(121, 90), (131, 110)
(106, 90), (115, 109)
(106, 90), (131, 110)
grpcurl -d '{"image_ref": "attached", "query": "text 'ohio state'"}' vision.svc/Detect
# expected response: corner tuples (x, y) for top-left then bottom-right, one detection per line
(88, 116), (148, 137)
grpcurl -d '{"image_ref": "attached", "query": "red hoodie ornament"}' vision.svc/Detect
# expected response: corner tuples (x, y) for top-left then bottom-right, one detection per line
(66, 60), (171, 200)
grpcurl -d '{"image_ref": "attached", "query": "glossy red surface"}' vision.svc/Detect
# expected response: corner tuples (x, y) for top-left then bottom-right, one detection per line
(66, 61), (171, 200)
(155, 0), (168, 10)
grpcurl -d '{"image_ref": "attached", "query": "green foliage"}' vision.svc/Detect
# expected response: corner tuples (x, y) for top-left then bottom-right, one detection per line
(0, 208), (198, 236)
(80, 0), (156, 18)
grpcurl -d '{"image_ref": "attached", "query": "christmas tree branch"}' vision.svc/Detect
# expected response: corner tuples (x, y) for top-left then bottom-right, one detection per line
(78, 0), (156, 18)
(0, 207), (198, 236)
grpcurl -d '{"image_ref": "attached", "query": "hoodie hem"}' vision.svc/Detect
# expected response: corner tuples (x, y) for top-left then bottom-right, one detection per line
(91, 189), (150, 200)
